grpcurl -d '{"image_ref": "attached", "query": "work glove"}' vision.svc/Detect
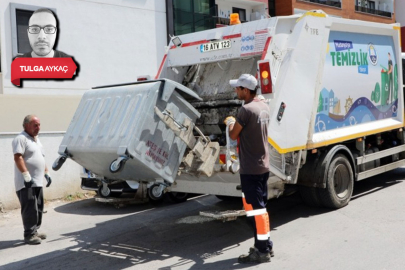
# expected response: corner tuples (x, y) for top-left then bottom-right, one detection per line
(224, 116), (236, 126)
(45, 173), (52, 187)
(22, 171), (33, 188)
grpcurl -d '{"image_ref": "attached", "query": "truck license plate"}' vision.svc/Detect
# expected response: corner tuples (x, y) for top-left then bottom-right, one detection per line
(200, 40), (232, 53)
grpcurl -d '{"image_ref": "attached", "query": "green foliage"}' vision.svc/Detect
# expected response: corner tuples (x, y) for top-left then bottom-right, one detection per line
(64, 192), (86, 201)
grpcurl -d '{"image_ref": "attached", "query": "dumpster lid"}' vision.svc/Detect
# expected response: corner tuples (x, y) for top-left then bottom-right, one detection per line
(92, 79), (202, 102)
(160, 79), (202, 102)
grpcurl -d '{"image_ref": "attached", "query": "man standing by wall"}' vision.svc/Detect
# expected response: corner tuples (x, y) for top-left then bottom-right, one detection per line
(224, 74), (274, 264)
(12, 115), (52, 245)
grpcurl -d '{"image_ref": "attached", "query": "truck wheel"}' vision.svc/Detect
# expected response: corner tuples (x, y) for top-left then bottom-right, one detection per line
(299, 186), (321, 207)
(110, 192), (122, 198)
(148, 184), (164, 203)
(319, 154), (354, 209)
(109, 159), (126, 173)
(167, 192), (188, 203)
(52, 155), (66, 171)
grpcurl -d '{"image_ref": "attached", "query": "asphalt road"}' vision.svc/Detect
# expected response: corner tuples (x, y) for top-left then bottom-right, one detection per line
(1, 168), (405, 270)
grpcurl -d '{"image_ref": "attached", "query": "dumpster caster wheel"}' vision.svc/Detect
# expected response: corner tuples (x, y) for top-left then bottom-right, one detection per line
(98, 185), (112, 198)
(109, 158), (126, 173)
(148, 184), (165, 203)
(52, 155), (67, 171)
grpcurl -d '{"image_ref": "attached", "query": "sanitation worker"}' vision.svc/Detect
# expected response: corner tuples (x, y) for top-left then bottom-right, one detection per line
(224, 74), (274, 264)
(12, 115), (52, 244)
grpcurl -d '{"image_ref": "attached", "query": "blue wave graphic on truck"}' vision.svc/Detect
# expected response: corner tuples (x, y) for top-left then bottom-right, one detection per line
(315, 96), (398, 133)
(316, 31), (399, 134)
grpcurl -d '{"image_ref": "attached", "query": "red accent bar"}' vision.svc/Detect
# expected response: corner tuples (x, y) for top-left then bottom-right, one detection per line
(223, 33), (242, 39)
(255, 29), (268, 34)
(261, 37), (272, 60)
(155, 54), (167, 79)
(181, 40), (208, 47)
(241, 52), (262, 57)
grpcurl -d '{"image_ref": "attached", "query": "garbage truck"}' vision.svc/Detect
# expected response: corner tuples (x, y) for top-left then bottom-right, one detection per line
(54, 10), (404, 208)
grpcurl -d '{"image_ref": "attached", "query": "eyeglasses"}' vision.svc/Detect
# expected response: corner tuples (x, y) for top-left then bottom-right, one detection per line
(28, 26), (56, 34)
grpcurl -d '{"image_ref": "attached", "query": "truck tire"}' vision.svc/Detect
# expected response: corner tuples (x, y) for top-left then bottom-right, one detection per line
(318, 154), (354, 209)
(299, 186), (322, 207)
(215, 195), (234, 201)
(167, 192), (189, 203)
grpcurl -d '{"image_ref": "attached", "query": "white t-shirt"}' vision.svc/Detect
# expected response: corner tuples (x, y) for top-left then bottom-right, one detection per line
(12, 131), (46, 191)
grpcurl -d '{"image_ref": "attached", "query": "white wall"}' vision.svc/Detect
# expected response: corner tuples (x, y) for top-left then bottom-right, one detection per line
(216, 0), (265, 21)
(0, 0), (167, 95)
(395, 0), (405, 25)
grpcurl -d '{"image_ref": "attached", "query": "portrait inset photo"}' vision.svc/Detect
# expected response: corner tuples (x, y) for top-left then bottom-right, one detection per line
(21, 8), (70, 58)
(11, 7), (79, 86)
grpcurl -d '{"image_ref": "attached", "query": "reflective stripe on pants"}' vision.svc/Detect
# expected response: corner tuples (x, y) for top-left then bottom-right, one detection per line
(242, 192), (270, 240)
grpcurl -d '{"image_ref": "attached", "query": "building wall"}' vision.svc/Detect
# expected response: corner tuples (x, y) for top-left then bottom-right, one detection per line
(216, 0), (268, 21)
(276, 1), (293, 16)
(396, 0), (405, 52)
(291, 0), (395, 23)
(0, 0), (168, 209)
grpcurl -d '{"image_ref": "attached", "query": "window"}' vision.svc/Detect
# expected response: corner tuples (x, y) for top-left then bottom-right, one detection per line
(368, 1), (375, 10)
(172, 0), (215, 35)
(16, 9), (33, 55)
(10, 3), (57, 57)
(232, 7), (246, 22)
(268, 0), (276, 17)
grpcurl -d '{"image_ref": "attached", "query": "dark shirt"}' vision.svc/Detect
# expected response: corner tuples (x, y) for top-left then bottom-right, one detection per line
(20, 50), (71, 58)
(236, 99), (270, 175)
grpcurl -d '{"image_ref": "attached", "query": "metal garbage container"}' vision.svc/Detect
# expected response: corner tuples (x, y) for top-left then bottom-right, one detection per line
(53, 79), (201, 184)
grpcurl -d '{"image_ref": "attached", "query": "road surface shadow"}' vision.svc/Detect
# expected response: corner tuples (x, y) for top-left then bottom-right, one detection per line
(351, 167), (404, 201)
(2, 168), (404, 269)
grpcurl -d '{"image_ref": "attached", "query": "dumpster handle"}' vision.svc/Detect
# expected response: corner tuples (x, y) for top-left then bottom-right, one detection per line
(193, 126), (210, 145)
(162, 110), (187, 131)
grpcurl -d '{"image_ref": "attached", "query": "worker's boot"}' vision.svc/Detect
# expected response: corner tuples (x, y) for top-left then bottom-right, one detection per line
(24, 234), (41, 245)
(250, 246), (274, 257)
(35, 232), (47, 240)
(238, 247), (270, 264)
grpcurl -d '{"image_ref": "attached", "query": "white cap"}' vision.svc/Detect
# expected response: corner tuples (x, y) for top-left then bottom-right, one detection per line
(229, 74), (257, 90)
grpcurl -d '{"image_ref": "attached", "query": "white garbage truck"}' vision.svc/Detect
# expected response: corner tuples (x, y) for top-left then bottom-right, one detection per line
(54, 10), (404, 208)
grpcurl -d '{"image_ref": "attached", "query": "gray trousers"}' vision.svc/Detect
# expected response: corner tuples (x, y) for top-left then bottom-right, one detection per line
(16, 187), (44, 238)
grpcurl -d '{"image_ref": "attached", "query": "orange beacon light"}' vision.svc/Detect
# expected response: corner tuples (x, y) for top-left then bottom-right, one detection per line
(230, 13), (241, 25)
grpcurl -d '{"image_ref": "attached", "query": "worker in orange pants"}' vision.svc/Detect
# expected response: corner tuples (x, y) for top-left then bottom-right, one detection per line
(225, 74), (274, 264)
